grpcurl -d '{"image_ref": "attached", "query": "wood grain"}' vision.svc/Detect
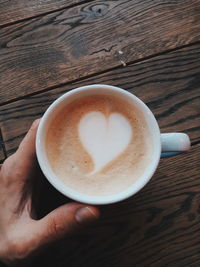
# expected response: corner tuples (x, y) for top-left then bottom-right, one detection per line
(0, 128), (6, 163)
(0, 1), (199, 266)
(0, 43), (199, 156)
(0, 0), (93, 27)
(31, 143), (200, 267)
(0, 0), (200, 104)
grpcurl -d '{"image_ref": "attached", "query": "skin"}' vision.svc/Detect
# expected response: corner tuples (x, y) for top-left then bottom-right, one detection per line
(0, 119), (100, 266)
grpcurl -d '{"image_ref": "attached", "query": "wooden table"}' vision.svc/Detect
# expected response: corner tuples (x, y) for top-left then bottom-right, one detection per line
(0, 1), (200, 266)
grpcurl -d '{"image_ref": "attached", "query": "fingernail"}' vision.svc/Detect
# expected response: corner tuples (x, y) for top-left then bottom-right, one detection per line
(75, 207), (98, 225)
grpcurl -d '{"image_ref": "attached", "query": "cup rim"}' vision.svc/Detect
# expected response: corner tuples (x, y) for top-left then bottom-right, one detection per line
(36, 84), (161, 205)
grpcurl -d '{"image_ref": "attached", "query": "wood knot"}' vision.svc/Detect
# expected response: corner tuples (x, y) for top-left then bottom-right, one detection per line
(81, 3), (109, 19)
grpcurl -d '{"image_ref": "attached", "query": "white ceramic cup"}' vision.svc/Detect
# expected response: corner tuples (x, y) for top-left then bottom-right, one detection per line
(36, 84), (190, 205)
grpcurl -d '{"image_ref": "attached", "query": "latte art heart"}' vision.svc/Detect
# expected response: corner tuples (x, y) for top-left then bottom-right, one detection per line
(46, 94), (150, 196)
(78, 112), (132, 174)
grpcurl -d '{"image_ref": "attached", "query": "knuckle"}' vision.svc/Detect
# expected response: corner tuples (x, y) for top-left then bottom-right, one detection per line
(9, 240), (30, 260)
(48, 217), (63, 240)
(2, 154), (16, 167)
(1, 154), (17, 177)
(1, 154), (25, 185)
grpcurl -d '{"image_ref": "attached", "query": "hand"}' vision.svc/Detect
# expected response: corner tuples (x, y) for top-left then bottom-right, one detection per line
(0, 120), (100, 266)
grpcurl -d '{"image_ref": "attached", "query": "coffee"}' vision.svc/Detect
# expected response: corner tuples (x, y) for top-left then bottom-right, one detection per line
(46, 94), (152, 196)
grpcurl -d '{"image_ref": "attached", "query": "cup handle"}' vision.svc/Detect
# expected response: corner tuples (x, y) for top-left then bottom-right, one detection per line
(161, 133), (191, 158)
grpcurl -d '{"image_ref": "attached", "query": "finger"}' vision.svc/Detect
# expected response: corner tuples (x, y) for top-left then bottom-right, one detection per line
(34, 203), (100, 247)
(1, 119), (41, 184)
(15, 119), (40, 163)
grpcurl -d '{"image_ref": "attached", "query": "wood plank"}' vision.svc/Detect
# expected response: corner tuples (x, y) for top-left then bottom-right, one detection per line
(0, 43), (199, 156)
(0, 128), (6, 163)
(0, 149), (5, 163)
(0, 0), (91, 27)
(0, 0), (200, 104)
(28, 143), (200, 266)
(0, 151), (4, 163)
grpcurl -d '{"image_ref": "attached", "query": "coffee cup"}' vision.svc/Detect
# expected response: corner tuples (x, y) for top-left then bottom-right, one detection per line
(36, 84), (190, 205)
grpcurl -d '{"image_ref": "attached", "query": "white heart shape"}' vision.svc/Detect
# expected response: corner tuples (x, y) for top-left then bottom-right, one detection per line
(78, 112), (132, 174)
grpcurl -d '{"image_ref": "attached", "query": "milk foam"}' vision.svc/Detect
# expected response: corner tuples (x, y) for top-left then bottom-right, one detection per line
(46, 94), (152, 196)
(78, 112), (132, 174)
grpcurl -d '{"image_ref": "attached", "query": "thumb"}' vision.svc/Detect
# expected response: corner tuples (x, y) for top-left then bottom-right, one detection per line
(34, 203), (100, 247)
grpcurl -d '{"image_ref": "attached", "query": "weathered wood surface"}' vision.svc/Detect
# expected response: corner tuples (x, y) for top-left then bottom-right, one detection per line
(0, 1), (200, 266)
(0, 129), (6, 163)
(0, 0), (200, 104)
(0, 43), (199, 157)
(0, 0), (91, 27)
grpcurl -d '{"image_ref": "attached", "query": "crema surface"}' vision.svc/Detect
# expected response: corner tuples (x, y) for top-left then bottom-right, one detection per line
(46, 94), (152, 196)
